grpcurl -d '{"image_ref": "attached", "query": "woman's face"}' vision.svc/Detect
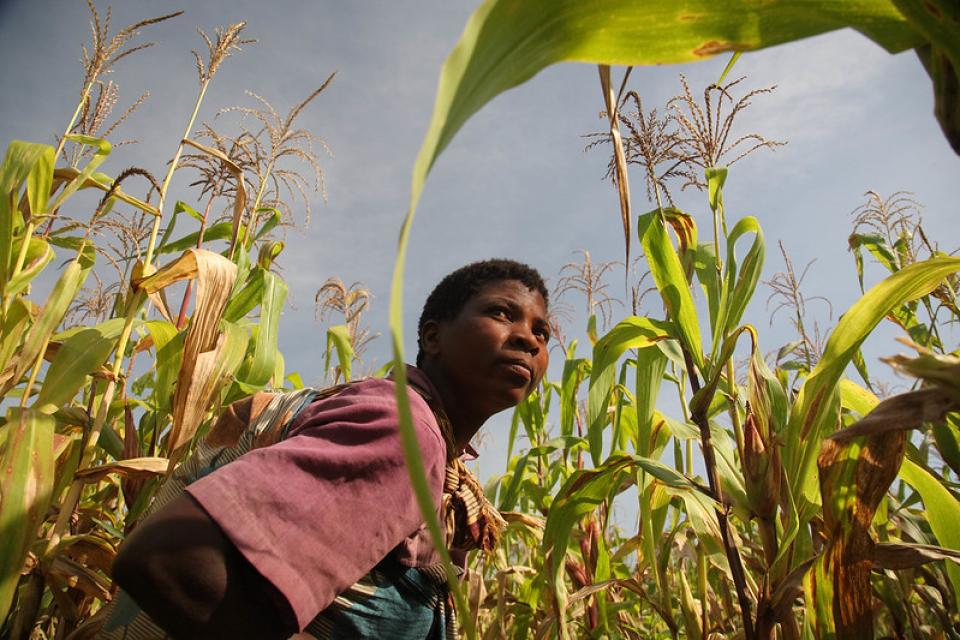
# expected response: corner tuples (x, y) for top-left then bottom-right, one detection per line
(423, 279), (550, 419)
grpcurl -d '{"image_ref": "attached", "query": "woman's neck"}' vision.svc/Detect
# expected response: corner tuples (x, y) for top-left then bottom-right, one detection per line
(417, 361), (485, 451)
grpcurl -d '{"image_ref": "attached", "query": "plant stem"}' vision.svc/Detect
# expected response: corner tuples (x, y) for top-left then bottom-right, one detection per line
(144, 80), (209, 270)
(684, 348), (756, 640)
(46, 79), (212, 553)
(238, 157), (274, 252)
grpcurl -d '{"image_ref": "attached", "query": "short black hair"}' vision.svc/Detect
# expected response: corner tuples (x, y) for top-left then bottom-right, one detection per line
(416, 259), (549, 367)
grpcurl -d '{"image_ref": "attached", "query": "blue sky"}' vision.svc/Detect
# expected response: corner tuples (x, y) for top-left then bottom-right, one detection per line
(1, 1), (957, 481)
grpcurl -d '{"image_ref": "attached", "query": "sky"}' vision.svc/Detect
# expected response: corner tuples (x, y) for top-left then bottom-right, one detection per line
(1, 1), (957, 483)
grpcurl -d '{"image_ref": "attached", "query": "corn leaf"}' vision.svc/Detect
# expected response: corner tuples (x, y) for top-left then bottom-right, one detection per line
(638, 210), (705, 372)
(5, 237), (54, 298)
(635, 347), (668, 457)
(136, 249), (239, 457)
(587, 316), (672, 465)
(158, 221), (233, 254)
(713, 216), (765, 356)
(224, 268), (265, 323)
(0, 259), (90, 398)
(0, 408), (54, 622)
(559, 345), (589, 439)
(239, 271), (286, 387)
(325, 324), (354, 383)
(0, 141), (55, 288)
(784, 256), (960, 511)
(48, 135), (111, 213)
(0, 298), (32, 374)
(34, 318), (126, 413)
(51, 168), (159, 217)
(899, 458), (960, 602)
(143, 320), (182, 419)
(74, 457), (168, 483)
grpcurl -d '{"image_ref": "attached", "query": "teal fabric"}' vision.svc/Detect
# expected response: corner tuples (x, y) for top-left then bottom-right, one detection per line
(321, 556), (446, 639)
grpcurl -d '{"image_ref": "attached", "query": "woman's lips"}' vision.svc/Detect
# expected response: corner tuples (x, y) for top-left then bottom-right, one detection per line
(499, 360), (532, 383)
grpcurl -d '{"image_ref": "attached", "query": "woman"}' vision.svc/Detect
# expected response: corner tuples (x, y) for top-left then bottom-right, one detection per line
(106, 259), (551, 639)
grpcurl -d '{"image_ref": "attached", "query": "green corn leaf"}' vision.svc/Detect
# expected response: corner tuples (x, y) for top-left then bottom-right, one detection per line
(500, 436), (585, 510)
(588, 316), (672, 465)
(325, 324), (355, 383)
(25, 144), (54, 218)
(286, 371), (305, 391)
(0, 141), (55, 210)
(34, 318), (126, 413)
(635, 345), (668, 457)
(848, 232), (900, 290)
(48, 135), (111, 213)
(5, 237), (54, 298)
(542, 453), (696, 636)
(678, 567), (703, 640)
(239, 271), (286, 387)
(559, 343), (589, 439)
(516, 386), (548, 448)
(785, 256), (960, 512)
(224, 268), (266, 322)
(0, 408), (55, 622)
(838, 378), (879, 416)
(253, 206), (283, 241)
(706, 166), (727, 213)
(0, 259), (90, 398)
(932, 413), (960, 477)
(694, 242), (721, 333)
(158, 221), (233, 254)
(638, 210), (704, 372)
(0, 141), (56, 288)
(713, 216), (765, 356)
(899, 458), (960, 602)
(175, 200), (204, 223)
(0, 298), (32, 374)
(145, 320), (182, 419)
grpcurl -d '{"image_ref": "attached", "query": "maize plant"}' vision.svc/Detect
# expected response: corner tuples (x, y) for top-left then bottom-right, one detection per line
(0, 5), (343, 637)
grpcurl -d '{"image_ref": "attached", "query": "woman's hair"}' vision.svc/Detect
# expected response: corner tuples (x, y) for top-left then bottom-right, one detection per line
(416, 259), (548, 367)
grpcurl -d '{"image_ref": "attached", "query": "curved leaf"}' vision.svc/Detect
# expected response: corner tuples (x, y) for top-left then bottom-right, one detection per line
(239, 271), (286, 387)
(638, 211), (704, 371)
(35, 319), (126, 413)
(713, 216), (765, 355)
(899, 458), (960, 602)
(785, 256), (960, 509)
(588, 316), (672, 465)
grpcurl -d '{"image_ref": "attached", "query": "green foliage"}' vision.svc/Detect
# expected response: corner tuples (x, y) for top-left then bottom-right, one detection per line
(0, 8), (335, 636)
(386, 2), (960, 637)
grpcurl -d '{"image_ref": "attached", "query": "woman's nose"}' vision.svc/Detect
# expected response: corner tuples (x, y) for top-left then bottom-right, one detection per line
(509, 323), (539, 353)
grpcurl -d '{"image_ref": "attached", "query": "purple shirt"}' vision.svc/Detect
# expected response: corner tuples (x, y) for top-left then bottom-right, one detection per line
(185, 369), (448, 630)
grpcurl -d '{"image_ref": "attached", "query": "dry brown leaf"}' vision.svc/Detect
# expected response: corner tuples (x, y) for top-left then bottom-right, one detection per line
(74, 456), (168, 483)
(136, 249), (238, 457)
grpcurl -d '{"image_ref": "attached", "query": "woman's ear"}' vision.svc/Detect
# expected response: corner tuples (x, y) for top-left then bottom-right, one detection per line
(420, 320), (442, 358)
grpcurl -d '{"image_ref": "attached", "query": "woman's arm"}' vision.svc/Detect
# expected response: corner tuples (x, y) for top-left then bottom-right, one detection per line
(111, 493), (298, 640)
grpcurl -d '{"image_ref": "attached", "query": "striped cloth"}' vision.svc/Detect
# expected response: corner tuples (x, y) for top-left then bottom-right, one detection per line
(97, 379), (499, 639)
